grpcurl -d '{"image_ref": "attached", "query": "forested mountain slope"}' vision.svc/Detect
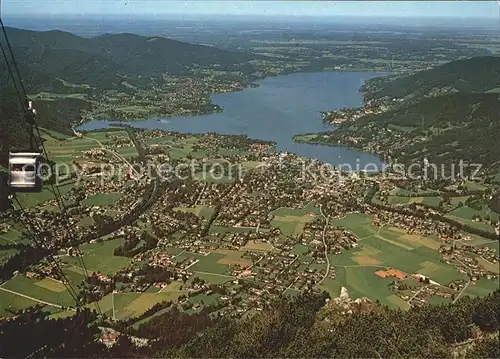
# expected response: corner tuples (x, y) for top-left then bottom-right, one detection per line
(1, 291), (498, 358)
(306, 92), (500, 176)
(0, 26), (257, 154)
(2, 27), (256, 93)
(363, 56), (500, 102)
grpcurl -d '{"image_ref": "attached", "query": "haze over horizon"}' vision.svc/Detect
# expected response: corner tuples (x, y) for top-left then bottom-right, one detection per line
(2, 0), (498, 19)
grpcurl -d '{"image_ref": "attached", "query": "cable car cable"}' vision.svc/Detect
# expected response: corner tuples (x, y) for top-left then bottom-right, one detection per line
(28, 122), (102, 315)
(12, 196), (82, 308)
(12, 199), (81, 305)
(0, 25), (38, 151)
(0, 12), (102, 316)
(0, 48), (82, 306)
(0, 17), (28, 100)
(30, 123), (101, 315)
(0, 36), (28, 118)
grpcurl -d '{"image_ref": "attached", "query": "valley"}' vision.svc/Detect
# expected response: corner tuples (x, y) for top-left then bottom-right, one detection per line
(0, 9), (499, 358)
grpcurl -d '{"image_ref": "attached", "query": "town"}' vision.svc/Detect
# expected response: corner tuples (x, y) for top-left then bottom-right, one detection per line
(0, 126), (498, 326)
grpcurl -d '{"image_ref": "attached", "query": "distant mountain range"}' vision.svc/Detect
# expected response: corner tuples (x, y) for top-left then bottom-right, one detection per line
(1, 27), (256, 93)
(0, 26), (259, 153)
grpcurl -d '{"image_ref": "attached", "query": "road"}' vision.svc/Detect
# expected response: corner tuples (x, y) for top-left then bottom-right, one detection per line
(280, 255), (299, 274)
(112, 292), (116, 320)
(408, 285), (428, 305)
(79, 135), (142, 178)
(453, 257), (473, 304)
(0, 286), (74, 311)
(0, 234), (17, 244)
(315, 204), (330, 288)
(194, 271), (235, 279)
(184, 259), (200, 270)
(333, 264), (386, 269)
(194, 183), (207, 206)
(283, 279), (298, 293)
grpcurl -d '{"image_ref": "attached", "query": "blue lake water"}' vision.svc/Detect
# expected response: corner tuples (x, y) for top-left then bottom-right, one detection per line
(79, 71), (387, 169)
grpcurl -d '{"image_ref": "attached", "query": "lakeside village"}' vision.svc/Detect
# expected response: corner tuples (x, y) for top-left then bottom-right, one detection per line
(319, 79), (405, 125)
(75, 59), (306, 124)
(1, 126), (498, 327)
(319, 96), (391, 124)
(76, 70), (259, 123)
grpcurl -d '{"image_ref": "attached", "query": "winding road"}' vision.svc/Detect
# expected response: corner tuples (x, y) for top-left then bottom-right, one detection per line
(315, 204), (331, 287)
(80, 135), (142, 178)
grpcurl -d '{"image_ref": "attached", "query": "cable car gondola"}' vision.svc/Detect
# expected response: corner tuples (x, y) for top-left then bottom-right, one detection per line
(8, 150), (43, 192)
(7, 99), (43, 192)
(0, 9), (101, 314)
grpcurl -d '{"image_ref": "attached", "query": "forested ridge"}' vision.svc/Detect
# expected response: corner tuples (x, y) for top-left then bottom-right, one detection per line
(363, 56), (500, 102)
(330, 92), (500, 172)
(0, 26), (258, 168)
(2, 27), (256, 93)
(0, 290), (498, 358)
(306, 56), (500, 179)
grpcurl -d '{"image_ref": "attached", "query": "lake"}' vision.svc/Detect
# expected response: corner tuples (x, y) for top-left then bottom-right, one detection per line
(79, 71), (387, 169)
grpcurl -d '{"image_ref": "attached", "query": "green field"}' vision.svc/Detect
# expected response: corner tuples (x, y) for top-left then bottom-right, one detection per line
(15, 182), (78, 208)
(209, 226), (257, 234)
(394, 188), (440, 197)
(465, 278), (500, 298)
(446, 206), (498, 233)
(85, 130), (129, 142)
(332, 213), (378, 239)
(1, 275), (76, 308)
(270, 202), (320, 235)
(82, 192), (122, 207)
(0, 228), (24, 244)
(44, 129), (137, 168)
(463, 180), (487, 192)
(163, 247), (186, 256)
(325, 213), (498, 304)
(188, 293), (220, 307)
(0, 290), (41, 317)
(113, 291), (185, 320)
(292, 244), (311, 256)
(62, 238), (131, 275)
(194, 272), (235, 284)
(421, 196), (441, 206)
(174, 205), (215, 219)
(387, 196), (412, 205)
(319, 267), (407, 309)
(449, 196), (470, 207)
(145, 136), (175, 145)
(116, 147), (139, 158)
(190, 253), (232, 275)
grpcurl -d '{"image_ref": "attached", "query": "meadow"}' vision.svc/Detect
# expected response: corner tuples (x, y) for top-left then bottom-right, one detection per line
(174, 205), (215, 219)
(325, 213), (499, 309)
(270, 201), (320, 236)
(62, 238), (132, 275)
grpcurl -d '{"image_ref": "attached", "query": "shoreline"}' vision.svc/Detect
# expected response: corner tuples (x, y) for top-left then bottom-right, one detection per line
(292, 132), (389, 166)
(76, 70), (390, 169)
(76, 68), (390, 128)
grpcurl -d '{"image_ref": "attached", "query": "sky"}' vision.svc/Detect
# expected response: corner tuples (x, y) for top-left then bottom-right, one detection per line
(2, 1), (498, 18)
